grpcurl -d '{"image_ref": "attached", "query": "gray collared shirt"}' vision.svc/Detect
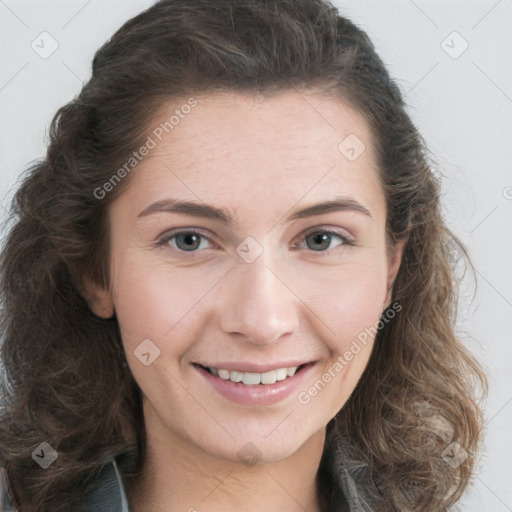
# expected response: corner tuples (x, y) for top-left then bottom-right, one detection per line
(81, 460), (130, 512)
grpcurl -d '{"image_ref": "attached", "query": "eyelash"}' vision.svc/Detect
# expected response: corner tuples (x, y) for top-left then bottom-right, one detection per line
(156, 227), (356, 255)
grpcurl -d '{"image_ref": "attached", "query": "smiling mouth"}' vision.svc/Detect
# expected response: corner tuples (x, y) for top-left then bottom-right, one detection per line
(194, 363), (311, 385)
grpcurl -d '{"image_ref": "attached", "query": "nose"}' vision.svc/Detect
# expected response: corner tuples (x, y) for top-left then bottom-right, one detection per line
(218, 252), (300, 346)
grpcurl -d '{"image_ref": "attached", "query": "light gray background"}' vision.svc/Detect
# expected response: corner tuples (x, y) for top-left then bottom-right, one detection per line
(1, 0), (511, 509)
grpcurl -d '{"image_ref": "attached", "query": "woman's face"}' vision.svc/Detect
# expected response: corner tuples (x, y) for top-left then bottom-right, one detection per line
(90, 91), (404, 464)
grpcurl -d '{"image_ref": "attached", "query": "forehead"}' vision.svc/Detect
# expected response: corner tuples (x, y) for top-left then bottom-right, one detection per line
(148, 89), (374, 163)
(116, 90), (384, 221)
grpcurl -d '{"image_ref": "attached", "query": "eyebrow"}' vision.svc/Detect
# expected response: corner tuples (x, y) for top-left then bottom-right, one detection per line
(137, 196), (372, 223)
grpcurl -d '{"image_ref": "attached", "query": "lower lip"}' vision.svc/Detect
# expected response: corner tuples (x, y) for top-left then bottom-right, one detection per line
(195, 363), (315, 406)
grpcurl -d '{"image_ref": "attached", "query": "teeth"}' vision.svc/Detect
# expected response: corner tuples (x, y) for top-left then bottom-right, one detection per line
(229, 370), (243, 383)
(207, 365), (301, 385)
(218, 369), (230, 380)
(275, 368), (288, 381)
(261, 370), (277, 385)
(286, 366), (298, 377)
(243, 372), (261, 385)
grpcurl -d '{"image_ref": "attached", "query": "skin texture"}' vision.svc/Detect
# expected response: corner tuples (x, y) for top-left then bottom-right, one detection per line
(87, 90), (405, 511)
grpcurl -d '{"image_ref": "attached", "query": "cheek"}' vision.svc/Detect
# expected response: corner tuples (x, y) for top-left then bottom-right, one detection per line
(111, 257), (214, 394)
(110, 251), (225, 354)
(295, 256), (389, 349)
(295, 260), (388, 414)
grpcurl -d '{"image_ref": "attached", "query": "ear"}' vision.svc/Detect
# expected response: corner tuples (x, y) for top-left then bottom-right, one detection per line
(82, 277), (115, 319)
(384, 238), (407, 309)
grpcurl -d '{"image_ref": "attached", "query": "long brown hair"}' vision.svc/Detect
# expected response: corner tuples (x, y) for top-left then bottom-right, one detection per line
(0, 1), (487, 510)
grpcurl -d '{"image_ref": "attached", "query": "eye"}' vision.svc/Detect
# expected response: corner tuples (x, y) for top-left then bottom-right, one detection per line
(297, 229), (354, 252)
(158, 230), (213, 252)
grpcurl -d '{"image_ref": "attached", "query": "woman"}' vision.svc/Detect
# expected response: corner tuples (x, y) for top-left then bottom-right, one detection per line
(0, 0), (487, 510)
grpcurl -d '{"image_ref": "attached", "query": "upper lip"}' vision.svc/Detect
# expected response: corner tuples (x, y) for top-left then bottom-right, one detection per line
(194, 361), (315, 373)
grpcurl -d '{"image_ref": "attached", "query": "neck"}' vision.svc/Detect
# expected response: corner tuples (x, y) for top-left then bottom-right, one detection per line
(126, 407), (325, 512)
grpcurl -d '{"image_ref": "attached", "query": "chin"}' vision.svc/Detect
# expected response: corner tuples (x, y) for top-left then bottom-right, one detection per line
(187, 415), (326, 467)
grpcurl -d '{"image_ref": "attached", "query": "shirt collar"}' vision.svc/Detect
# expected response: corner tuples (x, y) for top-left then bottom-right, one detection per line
(81, 459), (130, 512)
